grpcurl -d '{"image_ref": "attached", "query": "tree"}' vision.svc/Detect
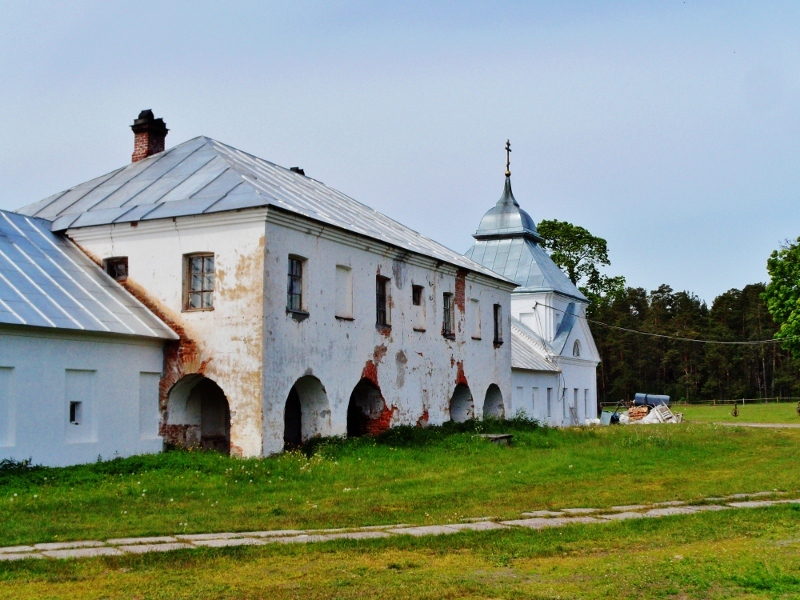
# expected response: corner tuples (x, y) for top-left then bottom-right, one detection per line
(764, 238), (800, 355)
(536, 219), (625, 313)
(537, 219), (610, 285)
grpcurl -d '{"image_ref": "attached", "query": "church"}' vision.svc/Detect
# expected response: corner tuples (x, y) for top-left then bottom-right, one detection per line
(0, 112), (598, 467)
(465, 145), (600, 426)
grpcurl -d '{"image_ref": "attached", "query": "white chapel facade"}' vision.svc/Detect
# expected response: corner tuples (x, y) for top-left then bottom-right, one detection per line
(464, 154), (600, 426)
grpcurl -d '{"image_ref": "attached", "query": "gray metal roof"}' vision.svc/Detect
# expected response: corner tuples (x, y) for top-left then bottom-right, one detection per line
(510, 317), (560, 372)
(0, 210), (177, 340)
(464, 176), (588, 302)
(16, 137), (513, 285)
(474, 177), (542, 242)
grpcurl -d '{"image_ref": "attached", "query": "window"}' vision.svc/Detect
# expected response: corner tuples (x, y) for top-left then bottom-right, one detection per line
(584, 389), (590, 418)
(0, 367), (12, 447)
(65, 369), (95, 444)
(69, 401), (82, 425)
(532, 387), (538, 415)
(546, 388), (552, 418)
(287, 257), (304, 312)
(561, 389), (567, 419)
(412, 285), (424, 306)
(376, 276), (390, 328)
(139, 372), (160, 440)
(573, 339), (581, 357)
(185, 253), (214, 310)
(493, 304), (503, 345)
(335, 265), (353, 319)
(412, 284), (426, 331)
(470, 298), (481, 339)
(442, 293), (454, 338)
(104, 257), (128, 282)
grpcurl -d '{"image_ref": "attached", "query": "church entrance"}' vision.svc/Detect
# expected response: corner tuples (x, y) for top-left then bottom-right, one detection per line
(483, 384), (505, 419)
(449, 383), (474, 423)
(283, 375), (330, 449)
(347, 378), (389, 437)
(165, 375), (231, 454)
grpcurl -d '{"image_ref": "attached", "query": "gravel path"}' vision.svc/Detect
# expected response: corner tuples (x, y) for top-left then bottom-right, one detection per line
(1, 491), (796, 561)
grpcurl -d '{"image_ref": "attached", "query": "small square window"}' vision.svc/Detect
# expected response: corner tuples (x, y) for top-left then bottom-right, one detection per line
(104, 257), (128, 282)
(412, 285), (424, 306)
(185, 254), (214, 310)
(69, 401), (82, 425)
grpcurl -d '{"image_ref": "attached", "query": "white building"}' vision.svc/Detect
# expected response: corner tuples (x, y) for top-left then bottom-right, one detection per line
(16, 111), (516, 459)
(465, 172), (600, 426)
(0, 210), (176, 467)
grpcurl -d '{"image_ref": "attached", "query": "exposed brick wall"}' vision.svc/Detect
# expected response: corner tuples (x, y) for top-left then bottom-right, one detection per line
(454, 269), (467, 311)
(132, 130), (166, 163)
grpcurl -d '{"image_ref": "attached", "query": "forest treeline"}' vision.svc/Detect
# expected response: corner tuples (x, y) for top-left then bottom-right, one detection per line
(536, 219), (800, 404)
(588, 283), (800, 403)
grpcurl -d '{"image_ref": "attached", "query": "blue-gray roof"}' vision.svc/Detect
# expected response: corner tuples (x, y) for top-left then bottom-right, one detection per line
(474, 177), (542, 242)
(0, 210), (177, 339)
(511, 318), (560, 372)
(16, 137), (513, 286)
(465, 177), (588, 302)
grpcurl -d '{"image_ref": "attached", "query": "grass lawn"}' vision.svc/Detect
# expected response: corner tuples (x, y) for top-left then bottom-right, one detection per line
(1, 420), (799, 548)
(1, 505), (799, 599)
(679, 402), (800, 424)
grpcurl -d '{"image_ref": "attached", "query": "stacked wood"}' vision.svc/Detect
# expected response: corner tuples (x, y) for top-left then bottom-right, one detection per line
(627, 405), (650, 422)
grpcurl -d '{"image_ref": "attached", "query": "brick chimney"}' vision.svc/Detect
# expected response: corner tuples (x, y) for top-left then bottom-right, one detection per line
(131, 110), (168, 162)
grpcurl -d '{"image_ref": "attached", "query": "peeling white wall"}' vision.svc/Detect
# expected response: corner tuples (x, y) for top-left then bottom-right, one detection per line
(68, 210), (267, 457)
(0, 327), (164, 467)
(67, 206), (515, 457)
(261, 209), (514, 454)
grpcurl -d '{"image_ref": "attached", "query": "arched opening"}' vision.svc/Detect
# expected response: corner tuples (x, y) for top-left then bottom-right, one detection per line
(347, 378), (389, 437)
(572, 339), (581, 357)
(166, 374), (230, 453)
(449, 383), (474, 423)
(283, 375), (330, 449)
(483, 384), (505, 419)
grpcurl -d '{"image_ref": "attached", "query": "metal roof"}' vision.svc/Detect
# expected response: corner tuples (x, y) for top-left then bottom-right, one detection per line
(473, 177), (542, 242)
(510, 317), (560, 372)
(16, 137), (514, 285)
(0, 210), (177, 340)
(464, 176), (588, 302)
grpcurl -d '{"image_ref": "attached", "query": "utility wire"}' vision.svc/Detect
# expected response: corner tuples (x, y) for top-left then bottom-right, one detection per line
(534, 302), (793, 346)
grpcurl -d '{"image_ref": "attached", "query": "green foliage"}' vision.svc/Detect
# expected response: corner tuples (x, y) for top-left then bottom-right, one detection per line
(535, 219), (798, 402)
(764, 237), (800, 354)
(592, 283), (800, 402)
(537, 219), (611, 285)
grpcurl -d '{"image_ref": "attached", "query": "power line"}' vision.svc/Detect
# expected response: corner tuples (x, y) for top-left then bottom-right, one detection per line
(534, 302), (792, 346)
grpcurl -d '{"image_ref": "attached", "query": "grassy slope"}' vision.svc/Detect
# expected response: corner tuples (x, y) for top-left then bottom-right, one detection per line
(1, 422), (799, 547)
(680, 402), (800, 424)
(1, 506), (799, 599)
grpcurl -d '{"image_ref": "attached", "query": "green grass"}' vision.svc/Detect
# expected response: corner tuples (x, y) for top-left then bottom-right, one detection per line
(1, 505), (799, 599)
(680, 402), (800, 424)
(1, 420), (799, 548)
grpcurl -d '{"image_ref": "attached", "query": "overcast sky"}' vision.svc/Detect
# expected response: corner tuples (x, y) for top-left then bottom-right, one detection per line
(1, 1), (798, 303)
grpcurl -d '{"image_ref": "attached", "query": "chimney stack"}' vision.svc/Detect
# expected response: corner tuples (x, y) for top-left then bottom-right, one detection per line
(131, 110), (168, 162)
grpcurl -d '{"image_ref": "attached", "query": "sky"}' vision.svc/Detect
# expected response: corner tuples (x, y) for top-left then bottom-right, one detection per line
(1, 1), (799, 304)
